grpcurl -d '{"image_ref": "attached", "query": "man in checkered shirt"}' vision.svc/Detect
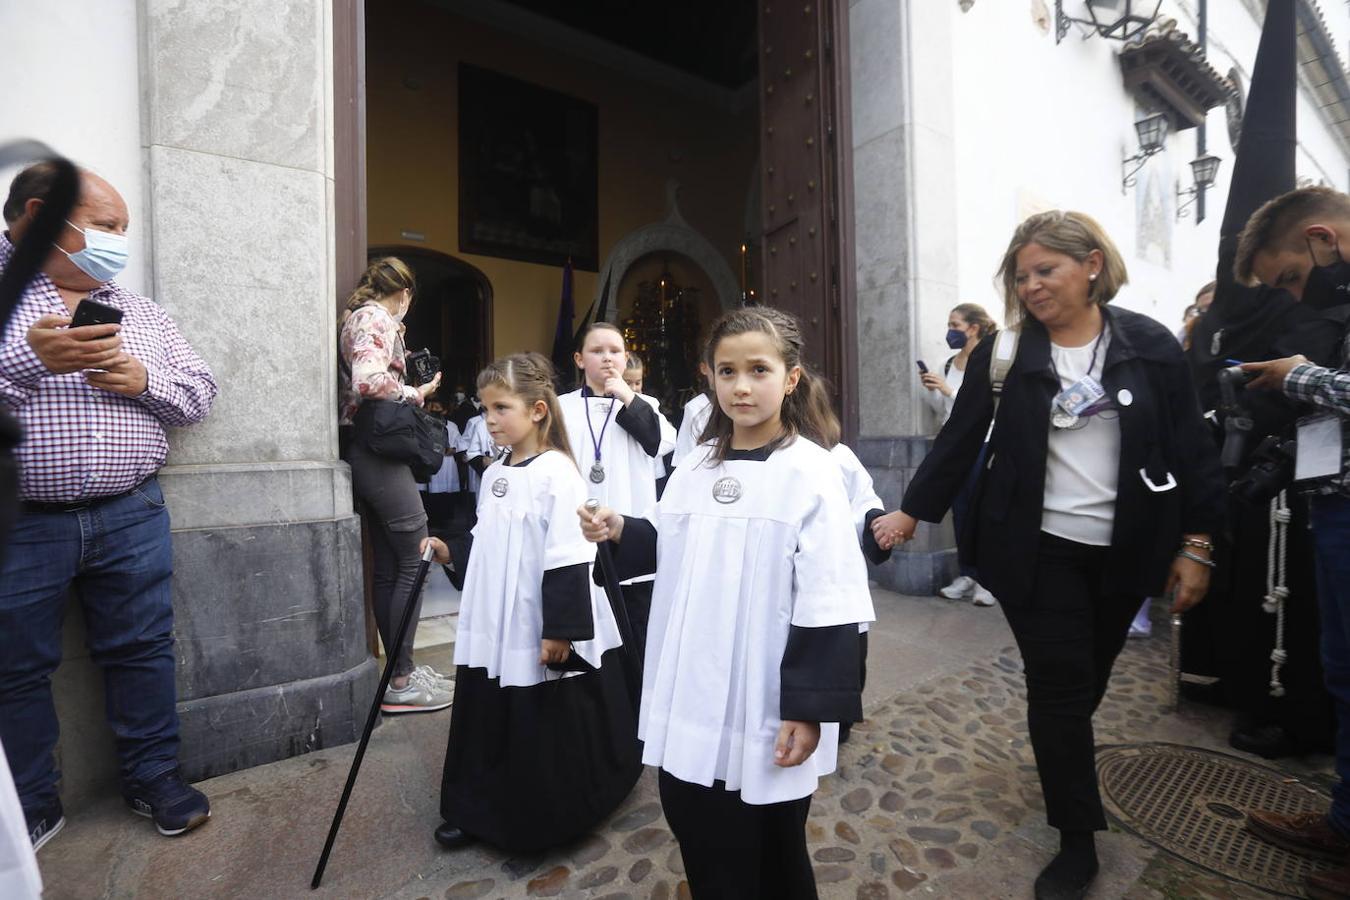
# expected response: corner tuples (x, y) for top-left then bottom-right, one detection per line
(1233, 186), (1350, 891)
(0, 163), (217, 852)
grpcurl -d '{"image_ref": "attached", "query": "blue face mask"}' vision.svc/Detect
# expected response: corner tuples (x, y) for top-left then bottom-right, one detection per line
(59, 221), (129, 283)
(945, 328), (968, 350)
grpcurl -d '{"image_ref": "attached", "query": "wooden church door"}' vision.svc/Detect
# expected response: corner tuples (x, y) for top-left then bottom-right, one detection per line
(757, 0), (858, 437)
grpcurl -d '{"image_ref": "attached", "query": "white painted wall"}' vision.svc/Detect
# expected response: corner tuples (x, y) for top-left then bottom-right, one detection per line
(0, 0), (147, 295)
(910, 0), (1350, 389)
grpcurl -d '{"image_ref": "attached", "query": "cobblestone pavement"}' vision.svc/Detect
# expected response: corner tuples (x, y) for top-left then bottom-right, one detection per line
(35, 594), (1336, 899)
(413, 622), (1334, 899)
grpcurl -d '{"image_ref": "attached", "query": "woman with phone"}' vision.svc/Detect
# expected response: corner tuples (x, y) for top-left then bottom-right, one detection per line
(920, 303), (999, 607)
(338, 257), (452, 715)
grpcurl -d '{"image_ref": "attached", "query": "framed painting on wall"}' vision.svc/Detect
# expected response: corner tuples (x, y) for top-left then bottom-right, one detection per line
(458, 64), (600, 270)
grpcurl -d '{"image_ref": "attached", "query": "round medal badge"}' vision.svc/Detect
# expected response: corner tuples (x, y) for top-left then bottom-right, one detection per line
(490, 477), (509, 497)
(712, 476), (742, 504)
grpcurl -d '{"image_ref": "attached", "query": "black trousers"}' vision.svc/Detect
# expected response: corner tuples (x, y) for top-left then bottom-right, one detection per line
(658, 770), (816, 899)
(999, 532), (1141, 832)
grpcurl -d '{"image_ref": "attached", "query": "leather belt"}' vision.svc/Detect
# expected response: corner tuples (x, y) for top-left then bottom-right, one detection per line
(21, 479), (152, 515)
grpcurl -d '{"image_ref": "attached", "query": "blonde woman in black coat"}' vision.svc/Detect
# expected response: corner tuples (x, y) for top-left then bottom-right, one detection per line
(873, 211), (1225, 900)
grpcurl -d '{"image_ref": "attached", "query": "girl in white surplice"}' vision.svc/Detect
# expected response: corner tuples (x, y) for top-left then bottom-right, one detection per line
(579, 309), (875, 899)
(424, 353), (640, 853)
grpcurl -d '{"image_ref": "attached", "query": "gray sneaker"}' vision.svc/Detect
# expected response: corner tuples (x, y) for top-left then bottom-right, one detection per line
(381, 672), (453, 714)
(413, 664), (453, 690)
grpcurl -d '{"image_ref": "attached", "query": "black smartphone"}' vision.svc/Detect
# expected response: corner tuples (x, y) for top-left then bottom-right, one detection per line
(70, 299), (124, 328)
(916, 360), (929, 375)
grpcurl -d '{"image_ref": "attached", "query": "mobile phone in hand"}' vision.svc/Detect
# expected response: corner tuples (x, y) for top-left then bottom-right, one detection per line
(70, 299), (124, 328)
(916, 360), (929, 375)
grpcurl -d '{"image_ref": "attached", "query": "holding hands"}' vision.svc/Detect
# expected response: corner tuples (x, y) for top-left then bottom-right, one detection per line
(871, 509), (918, 551)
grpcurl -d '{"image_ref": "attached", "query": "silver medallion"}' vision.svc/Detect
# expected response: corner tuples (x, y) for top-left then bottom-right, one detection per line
(1051, 409), (1078, 430)
(590, 462), (606, 484)
(490, 477), (509, 497)
(712, 476), (742, 504)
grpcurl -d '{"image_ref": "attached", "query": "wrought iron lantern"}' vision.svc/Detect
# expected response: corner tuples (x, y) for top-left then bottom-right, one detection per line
(1056, 0), (1164, 45)
(1176, 154), (1222, 219)
(1121, 112), (1169, 194)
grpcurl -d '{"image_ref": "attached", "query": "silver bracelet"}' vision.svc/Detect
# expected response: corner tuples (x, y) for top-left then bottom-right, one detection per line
(1176, 549), (1215, 568)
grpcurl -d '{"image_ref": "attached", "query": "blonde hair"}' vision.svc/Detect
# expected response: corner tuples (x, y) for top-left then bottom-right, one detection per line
(476, 353), (575, 464)
(995, 211), (1128, 324)
(1234, 186), (1350, 285)
(950, 302), (998, 338)
(699, 307), (836, 462)
(624, 352), (644, 374)
(340, 257), (416, 329)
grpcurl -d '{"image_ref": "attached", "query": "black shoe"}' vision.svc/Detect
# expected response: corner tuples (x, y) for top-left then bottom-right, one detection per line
(1230, 723), (1297, 760)
(25, 799), (64, 852)
(435, 822), (474, 849)
(124, 768), (210, 836)
(1035, 834), (1099, 900)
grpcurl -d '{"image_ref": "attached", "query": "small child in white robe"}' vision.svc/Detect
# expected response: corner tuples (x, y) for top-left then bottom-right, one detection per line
(580, 309), (874, 899)
(427, 353), (640, 854)
(559, 323), (675, 656)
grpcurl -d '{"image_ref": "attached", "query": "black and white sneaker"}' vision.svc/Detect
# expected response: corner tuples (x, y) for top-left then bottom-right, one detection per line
(26, 799), (65, 852)
(124, 768), (211, 836)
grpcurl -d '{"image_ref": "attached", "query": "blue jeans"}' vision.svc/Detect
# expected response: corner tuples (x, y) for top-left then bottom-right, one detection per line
(1313, 494), (1350, 836)
(0, 478), (180, 814)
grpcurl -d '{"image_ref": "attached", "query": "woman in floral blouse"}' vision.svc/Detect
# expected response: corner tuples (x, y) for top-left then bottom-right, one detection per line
(339, 258), (452, 714)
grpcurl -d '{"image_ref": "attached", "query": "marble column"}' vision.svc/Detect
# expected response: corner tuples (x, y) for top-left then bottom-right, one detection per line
(848, 0), (962, 594)
(141, 0), (375, 780)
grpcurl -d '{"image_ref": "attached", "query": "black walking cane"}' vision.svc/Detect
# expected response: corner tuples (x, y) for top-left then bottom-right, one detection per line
(586, 499), (642, 709)
(311, 543), (436, 889)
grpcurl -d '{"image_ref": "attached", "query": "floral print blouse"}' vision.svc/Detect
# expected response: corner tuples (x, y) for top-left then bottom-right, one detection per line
(338, 303), (421, 425)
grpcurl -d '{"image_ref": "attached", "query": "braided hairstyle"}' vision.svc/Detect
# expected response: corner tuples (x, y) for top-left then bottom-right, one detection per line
(698, 307), (837, 463)
(339, 257), (416, 330)
(476, 352), (576, 465)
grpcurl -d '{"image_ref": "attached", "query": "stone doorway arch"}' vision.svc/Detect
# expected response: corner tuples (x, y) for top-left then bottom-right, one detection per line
(594, 181), (741, 314)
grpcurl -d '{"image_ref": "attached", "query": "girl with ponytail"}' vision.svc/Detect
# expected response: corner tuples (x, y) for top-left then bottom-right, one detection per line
(577, 307), (875, 898)
(425, 353), (641, 853)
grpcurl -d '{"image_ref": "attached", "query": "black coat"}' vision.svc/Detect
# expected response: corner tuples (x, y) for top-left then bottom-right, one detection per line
(901, 306), (1226, 607)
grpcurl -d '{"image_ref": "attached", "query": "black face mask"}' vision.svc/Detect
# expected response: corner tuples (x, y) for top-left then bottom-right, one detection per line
(1302, 238), (1350, 311)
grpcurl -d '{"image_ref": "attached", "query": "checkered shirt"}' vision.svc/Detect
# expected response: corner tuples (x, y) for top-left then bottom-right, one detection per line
(0, 233), (217, 502)
(1283, 324), (1350, 498)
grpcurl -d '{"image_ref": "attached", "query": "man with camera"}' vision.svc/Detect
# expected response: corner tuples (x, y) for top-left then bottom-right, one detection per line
(0, 163), (218, 851)
(1235, 186), (1350, 894)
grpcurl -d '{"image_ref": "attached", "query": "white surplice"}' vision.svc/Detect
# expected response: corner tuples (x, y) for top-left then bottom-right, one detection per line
(454, 450), (622, 687)
(639, 437), (875, 805)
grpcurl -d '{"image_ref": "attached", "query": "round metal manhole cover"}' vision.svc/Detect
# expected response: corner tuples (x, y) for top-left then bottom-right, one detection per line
(1097, 743), (1333, 897)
